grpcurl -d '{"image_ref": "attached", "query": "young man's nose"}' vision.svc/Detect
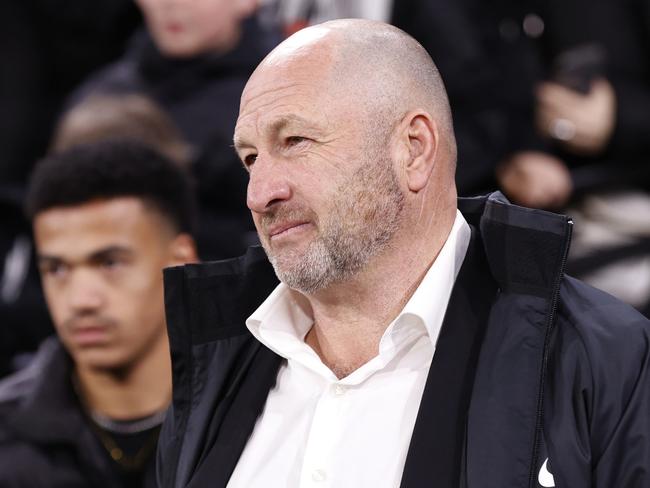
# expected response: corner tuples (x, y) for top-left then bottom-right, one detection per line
(67, 270), (105, 312)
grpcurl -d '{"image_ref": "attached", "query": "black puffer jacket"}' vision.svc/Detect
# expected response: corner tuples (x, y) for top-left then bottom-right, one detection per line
(157, 192), (650, 488)
(0, 338), (157, 487)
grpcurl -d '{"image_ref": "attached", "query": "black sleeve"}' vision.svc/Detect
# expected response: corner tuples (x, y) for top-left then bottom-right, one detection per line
(547, 278), (650, 487)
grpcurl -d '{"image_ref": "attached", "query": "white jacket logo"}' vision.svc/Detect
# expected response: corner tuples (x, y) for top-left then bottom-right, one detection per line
(538, 458), (555, 487)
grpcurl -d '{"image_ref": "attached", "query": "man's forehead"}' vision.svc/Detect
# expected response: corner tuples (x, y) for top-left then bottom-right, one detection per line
(236, 111), (331, 152)
(240, 78), (313, 111)
(235, 77), (333, 142)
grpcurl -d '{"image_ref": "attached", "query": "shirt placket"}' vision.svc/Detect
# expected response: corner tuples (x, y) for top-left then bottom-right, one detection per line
(298, 381), (349, 487)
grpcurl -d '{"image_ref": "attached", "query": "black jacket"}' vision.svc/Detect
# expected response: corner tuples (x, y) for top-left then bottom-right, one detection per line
(0, 337), (157, 487)
(157, 192), (650, 487)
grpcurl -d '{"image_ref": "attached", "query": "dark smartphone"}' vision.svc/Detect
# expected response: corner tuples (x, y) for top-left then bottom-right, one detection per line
(552, 43), (606, 94)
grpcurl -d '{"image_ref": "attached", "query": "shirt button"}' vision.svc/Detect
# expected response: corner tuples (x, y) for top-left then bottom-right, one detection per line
(311, 469), (327, 482)
(331, 384), (346, 396)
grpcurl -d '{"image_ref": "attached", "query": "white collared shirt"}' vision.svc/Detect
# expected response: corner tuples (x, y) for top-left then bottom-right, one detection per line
(227, 211), (471, 488)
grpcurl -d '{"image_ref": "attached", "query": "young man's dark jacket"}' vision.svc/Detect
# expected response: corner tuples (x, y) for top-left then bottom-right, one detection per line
(157, 192), (650, 488)
(0, 337), (158, 487)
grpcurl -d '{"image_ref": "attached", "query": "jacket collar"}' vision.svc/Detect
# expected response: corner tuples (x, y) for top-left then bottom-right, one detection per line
(459, 192), (572, 298)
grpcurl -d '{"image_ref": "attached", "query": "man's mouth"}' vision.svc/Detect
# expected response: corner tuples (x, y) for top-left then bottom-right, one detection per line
(66, 317), (116, 346)
(70, 326), (111, 346)
(267, 221), (312, 240)
(164, 22), (185, 34)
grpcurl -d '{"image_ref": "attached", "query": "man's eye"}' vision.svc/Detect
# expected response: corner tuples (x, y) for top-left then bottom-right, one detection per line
(244, 154), (257, 167)
(286, 136), (307, 146)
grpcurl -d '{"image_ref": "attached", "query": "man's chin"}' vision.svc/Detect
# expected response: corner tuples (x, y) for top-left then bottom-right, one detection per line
(71, 348), (133, 373)
(263, 242), (305, 268)
(271, 260), (333, 295)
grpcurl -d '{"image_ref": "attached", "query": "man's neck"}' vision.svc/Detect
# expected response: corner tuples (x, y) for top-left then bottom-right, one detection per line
(303, 211), (455, 378)
(304, 270), (425, 378)
(75, 336), (172, 420)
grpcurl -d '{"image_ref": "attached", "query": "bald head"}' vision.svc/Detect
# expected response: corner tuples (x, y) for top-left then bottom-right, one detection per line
(247, 19), (456, 164)
(235, 19), (459, 294)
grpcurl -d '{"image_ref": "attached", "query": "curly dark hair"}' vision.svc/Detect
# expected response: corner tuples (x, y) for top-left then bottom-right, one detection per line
(25, 139), (196, 235)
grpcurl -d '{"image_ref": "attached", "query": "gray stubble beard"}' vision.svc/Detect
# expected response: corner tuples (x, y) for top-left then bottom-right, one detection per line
(264, 152), (405, 295)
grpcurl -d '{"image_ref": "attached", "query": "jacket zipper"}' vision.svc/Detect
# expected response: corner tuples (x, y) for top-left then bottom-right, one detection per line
(528, 217), (573, 488)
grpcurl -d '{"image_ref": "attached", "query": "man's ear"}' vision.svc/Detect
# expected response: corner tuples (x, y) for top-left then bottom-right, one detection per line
(168, 233), (199, 266)
(396, 111), (439, 192)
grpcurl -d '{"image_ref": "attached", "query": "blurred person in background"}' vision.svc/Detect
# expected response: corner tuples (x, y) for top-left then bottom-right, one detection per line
(0, 140), (198, 487)
(0, 93), (193, 379)
(491, 0), (650, 312)
(493, 0), (650, 209)
(0, 0), (142, 379)
(67, 0), (281, 261)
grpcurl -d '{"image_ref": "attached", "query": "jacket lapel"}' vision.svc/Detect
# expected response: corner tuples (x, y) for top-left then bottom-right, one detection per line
(186, 344), (282, 488)
(400, 226), (498, 488)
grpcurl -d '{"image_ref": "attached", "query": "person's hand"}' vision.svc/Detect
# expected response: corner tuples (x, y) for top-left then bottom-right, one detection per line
(536, 78), (616, 155)
(497, 151), (573, 210)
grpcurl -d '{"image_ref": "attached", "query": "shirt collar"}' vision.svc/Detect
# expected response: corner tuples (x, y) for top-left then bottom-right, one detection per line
(386, 209), (471, 350)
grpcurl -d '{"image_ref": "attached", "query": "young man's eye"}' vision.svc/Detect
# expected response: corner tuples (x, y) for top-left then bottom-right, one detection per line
(49, 264), (66, 276)
(40, 262), (68, 278)
(100, 256), (124, 271)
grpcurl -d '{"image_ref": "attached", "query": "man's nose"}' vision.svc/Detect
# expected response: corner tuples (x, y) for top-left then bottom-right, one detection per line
(246, 155), (292, 214)
(67, 269), (105, 312)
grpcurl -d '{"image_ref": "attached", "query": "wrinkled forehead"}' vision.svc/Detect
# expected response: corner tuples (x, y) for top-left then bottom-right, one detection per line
(235, 50), (340, 137)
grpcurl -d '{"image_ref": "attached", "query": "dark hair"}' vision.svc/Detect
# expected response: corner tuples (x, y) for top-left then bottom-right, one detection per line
(26, 139), (196, 235)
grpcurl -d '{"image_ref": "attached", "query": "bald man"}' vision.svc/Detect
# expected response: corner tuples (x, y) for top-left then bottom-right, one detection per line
(157, 20), (650, 488)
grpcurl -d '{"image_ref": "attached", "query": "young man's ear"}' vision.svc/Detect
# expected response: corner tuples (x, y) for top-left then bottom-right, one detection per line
(395, 110), (439, 192)
(169, 233), (199, 266)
